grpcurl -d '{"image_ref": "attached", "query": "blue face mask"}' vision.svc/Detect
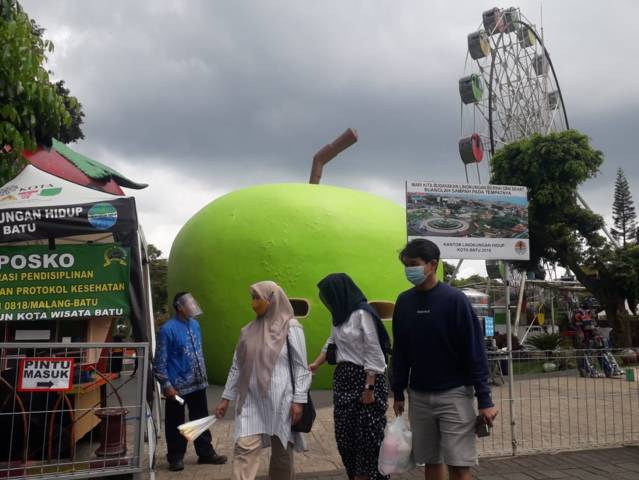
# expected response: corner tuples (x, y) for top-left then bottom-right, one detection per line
(405, 266), (427, 286)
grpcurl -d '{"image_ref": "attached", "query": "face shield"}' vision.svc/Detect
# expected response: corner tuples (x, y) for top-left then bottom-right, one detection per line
(176, 293), (203, 317)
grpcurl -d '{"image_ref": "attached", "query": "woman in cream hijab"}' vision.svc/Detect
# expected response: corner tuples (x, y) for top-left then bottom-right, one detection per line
(215, 281), (312, 480)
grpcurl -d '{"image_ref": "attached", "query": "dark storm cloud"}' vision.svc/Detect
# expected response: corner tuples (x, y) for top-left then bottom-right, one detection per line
(22, 1), (467, 167)
(19, 0), (639, 230)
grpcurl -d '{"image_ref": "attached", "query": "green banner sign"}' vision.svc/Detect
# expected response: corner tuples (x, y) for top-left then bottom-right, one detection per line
(0, 244), (130, 321)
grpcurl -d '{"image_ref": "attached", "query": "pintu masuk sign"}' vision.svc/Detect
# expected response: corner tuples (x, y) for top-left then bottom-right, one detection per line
(18, 358), (75, 391)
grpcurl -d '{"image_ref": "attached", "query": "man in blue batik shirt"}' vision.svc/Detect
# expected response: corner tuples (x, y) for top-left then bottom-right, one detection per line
(154, 292), (227, 471)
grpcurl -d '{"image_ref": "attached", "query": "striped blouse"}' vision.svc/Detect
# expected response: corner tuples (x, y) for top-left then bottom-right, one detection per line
(222, 321), (312, 451)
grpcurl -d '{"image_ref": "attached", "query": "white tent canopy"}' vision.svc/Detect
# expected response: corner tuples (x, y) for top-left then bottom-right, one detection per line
(1, 164), (122, 208)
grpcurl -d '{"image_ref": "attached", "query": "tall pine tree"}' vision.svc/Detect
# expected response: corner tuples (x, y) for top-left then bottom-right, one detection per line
(611, 167), (637, 246)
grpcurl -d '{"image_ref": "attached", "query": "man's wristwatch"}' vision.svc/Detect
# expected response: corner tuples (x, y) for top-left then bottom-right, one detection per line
(365, 384), (375, 391)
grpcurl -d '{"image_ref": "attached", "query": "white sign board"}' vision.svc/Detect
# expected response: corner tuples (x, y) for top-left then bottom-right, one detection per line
(406, 181), (529, 260)
(18, 357), (74, 392)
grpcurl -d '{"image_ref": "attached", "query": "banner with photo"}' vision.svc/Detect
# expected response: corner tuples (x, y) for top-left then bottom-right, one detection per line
(406, 181), (529, 260)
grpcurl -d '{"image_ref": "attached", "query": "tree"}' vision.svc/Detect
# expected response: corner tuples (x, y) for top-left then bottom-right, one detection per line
(451, 274), (488, 288)
(147, 244), (169, 320)
(0, 0), (85, 184)
(54, 80), (85, 144)
(443, 261), (456, 282)
(488, 215), (520, 230)
(611, 168), (637, 247)
(491, 130), (639, 346)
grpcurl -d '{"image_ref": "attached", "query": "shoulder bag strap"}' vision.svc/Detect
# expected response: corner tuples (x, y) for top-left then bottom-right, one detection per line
(286, 334), (296, 395)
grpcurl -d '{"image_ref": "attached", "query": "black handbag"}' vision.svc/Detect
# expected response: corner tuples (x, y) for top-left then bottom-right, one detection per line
(286, 336), (316, 433)
(325, 342), (338, 365)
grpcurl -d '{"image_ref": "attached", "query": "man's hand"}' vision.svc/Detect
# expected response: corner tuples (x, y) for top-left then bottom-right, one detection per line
(479, 406), (499, 427)
(215, 399), (230, 419)
(361, 389), (375, 404)
(164, 386), (177, 398)
(290, 402), (303, 425)
(393, 399), (405, 417)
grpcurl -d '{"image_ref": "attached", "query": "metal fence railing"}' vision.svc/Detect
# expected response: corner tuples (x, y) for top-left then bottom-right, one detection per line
(479, 348), (639, 457)
(0, 342), (149, 479)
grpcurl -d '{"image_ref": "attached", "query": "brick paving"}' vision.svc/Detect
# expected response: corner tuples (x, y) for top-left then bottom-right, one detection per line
(152, 385), (639, 480)
(154, 446), (639, 479)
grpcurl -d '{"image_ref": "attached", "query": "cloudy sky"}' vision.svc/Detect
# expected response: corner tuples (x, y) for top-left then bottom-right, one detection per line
(21, 0), (639, 276)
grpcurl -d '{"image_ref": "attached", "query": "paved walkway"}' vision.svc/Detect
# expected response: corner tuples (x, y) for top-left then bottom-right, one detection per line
(467, 447), (639, 480)
(156, 446), (639, 479)
(152, 386), (639, 480)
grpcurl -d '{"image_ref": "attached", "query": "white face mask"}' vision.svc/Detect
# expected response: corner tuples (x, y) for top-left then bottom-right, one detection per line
(177, 293), (203, 317)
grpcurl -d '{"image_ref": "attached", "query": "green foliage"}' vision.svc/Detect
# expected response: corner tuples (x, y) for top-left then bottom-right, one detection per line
(488, 214), (521, 230)
(490, 130), (639, 346)
(0, 0), (84, 182)
(443, 261), (456, 282)
(611, 168), (637, 247)
(54, 80), (85, 143)
(606, 244), (639, 315)
(147, 244), (169, 320)
(0, 150), (25, 185)
(525, 332), (567, 352)
(451, 273), (487, 288)
(491, 130), (604, 270)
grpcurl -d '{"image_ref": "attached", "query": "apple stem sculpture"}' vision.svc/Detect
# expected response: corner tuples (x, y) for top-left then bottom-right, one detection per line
(309, 128), (358, 184)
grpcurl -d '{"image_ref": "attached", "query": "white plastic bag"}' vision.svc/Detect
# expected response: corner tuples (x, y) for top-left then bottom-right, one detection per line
(378, 415), (416, 475)
(178, 415), (217, 442)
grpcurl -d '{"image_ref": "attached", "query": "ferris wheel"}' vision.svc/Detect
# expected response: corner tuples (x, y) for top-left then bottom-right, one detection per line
(458, 6), (569, 183)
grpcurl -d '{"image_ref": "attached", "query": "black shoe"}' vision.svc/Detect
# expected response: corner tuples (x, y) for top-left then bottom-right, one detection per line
(169, 459), (184, 471)
(197, 454), (227, 465)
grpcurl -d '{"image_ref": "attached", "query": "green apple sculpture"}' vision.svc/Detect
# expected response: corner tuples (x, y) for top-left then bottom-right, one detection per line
(168, 183), (442, 388)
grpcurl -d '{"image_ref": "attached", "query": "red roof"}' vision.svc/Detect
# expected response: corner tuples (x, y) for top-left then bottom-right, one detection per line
(23, 147), (125, 195)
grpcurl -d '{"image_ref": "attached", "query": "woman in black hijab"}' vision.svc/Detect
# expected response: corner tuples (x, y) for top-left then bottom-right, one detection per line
(309, 273), (391, 480)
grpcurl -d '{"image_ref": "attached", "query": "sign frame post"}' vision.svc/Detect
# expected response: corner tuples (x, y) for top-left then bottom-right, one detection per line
(504, 262), (518, 456)
(405, 179), (529, 457)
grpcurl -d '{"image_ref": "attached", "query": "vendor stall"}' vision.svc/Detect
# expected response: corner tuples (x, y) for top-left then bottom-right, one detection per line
(0, 160), (157, 479)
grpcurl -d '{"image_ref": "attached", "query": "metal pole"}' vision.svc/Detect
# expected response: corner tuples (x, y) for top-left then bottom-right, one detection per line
(551, 291), (556, 333)
(448, 259), (464, 284)
(139, 234), (163, 435)
(504, 262), (518, 456)
(513, 277), (527, 337)
(134, 344), (150, 479)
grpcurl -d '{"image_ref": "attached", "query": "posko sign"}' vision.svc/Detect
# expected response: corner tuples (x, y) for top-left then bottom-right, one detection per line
(0, 244), (130, 321)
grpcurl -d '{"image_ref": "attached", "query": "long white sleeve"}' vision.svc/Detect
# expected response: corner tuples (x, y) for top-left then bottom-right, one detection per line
(222, 348), (240, 401)
(321, 332), (334, 353)
(360, 310), (387, 374)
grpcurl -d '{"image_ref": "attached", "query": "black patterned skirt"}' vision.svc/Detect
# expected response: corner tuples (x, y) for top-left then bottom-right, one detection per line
(333, 362), (389, 480)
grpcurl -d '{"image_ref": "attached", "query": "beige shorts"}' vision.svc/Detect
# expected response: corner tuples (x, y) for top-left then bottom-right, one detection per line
(408, 386), (478, 467)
